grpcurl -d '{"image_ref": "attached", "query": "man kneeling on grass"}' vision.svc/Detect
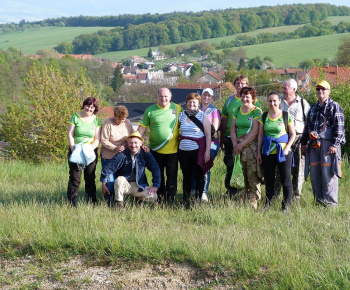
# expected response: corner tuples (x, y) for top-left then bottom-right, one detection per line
(100, 131), (161, 207)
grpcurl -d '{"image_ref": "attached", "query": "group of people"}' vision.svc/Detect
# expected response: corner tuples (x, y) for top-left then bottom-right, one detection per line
(66, 76), (345, 210)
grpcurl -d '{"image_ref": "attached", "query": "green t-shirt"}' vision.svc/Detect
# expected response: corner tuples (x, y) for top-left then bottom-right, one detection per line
(233, 107), (263, 138)
(258, 112), (293, 154)
(222, 95), (261, 137)
(68, 113), (102, 144)
(138, 103), (181, 154)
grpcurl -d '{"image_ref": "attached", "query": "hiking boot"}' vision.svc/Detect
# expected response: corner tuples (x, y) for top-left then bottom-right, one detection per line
(116, 201), (124, 209)
(226, 188), (237, 199)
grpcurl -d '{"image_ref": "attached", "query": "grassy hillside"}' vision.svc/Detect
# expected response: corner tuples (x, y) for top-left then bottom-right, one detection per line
(95, 32), (350, 67)
(0, 156), (349, 288)
(1, 16), (350, 65)
(243, 32), (350, 67)
(0, 26), (114, 54)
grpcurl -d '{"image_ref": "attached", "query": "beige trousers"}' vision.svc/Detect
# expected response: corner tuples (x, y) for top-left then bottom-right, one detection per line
(114, 176), (157, 202)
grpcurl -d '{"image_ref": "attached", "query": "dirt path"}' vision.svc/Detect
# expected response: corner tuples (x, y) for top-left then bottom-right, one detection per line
(0, 256), (233, 289)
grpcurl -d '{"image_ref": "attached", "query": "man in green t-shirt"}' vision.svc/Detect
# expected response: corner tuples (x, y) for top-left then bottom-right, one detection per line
(137, 88), (181, 204)
(220, 76), (261, 197)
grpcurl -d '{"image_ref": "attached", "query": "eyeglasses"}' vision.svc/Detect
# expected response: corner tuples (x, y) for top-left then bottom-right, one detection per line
(241, 87), (253, 91)
(316, 87), (328, 91)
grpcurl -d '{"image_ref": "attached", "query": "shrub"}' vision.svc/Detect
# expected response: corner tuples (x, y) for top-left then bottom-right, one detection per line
(0, 64), (98, 162)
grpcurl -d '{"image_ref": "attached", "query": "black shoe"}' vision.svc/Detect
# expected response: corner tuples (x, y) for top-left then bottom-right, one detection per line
(226, 188), (237, 199)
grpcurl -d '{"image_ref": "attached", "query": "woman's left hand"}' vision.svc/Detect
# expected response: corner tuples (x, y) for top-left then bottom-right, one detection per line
(141, 145), (150, 153)
(204, 151), (210, 163)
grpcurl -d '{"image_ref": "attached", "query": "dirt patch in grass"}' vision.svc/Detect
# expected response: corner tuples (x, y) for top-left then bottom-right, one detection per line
(0, 256), (234, 289)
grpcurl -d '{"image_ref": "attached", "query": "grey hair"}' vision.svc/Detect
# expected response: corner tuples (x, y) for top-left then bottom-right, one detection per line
(283, 79), (298, 91)
(157, 88), (172, 97)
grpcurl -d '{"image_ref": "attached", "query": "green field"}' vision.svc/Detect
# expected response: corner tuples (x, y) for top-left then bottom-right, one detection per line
(0, 26), (114, 54)
(0, 155), (349, 288)
(95, 16), (350, 66)
(243, 32), (350, 67)
(1, 16), (350, 65)
(96, 32), (350, 68)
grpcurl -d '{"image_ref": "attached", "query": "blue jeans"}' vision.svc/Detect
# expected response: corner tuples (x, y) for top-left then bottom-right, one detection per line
(101, 158), (116, 196)
(191, 142), (220, 194)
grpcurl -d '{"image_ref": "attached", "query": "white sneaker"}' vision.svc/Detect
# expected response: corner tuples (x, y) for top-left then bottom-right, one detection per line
(142, 192), (158, 203)
(201, 193), (208, 202)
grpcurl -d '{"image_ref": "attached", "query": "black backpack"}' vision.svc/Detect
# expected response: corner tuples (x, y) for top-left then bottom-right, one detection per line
(262, 111), (289, 136)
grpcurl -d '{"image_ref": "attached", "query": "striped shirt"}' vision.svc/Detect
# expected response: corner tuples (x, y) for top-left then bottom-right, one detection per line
(179, 111), (205, 151)
(301, 97), (345, 147)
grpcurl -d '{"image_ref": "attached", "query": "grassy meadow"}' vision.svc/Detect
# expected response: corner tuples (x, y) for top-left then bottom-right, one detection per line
(95, 15), (350, 67)
(0, 26), (114, 54)
(242, 32), (350, 67)
(0, 153), (349, 288)
(95, 32), (350, 68)
(1, 16), (350, 67)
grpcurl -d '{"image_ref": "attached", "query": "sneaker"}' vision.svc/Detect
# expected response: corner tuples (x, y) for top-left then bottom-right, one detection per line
(190, 189), (196, 196)
(250, 199), (258, 211)
(143, 192), (158, 203)
(201, 193), (208, 202)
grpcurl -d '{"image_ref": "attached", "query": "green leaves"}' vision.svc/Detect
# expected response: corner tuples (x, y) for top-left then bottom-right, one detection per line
(0, 64), (98, 162)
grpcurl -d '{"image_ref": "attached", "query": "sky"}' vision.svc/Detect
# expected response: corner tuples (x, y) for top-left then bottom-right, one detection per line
(1, 0), (350, 24)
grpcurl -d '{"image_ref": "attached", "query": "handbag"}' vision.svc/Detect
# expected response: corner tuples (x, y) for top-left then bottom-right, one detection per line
(230, 155), (245, 189)
(69, 144), (96, 166)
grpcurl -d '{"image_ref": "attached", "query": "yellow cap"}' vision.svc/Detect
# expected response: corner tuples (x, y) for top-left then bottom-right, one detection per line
(316, 80), (330, 90)
(126, 131), (144, 142)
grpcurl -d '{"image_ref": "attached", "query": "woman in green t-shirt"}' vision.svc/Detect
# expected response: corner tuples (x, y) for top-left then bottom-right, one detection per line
(257, 92), (296, 211)
(230, 87), (263, 210)
(67, 97), (102, 206)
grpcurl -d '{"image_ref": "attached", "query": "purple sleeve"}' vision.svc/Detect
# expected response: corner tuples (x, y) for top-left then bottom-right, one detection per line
(212, 109), (221, 120)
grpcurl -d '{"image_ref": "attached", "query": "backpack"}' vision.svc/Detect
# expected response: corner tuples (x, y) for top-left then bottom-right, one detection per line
(262, 111), (289, 136)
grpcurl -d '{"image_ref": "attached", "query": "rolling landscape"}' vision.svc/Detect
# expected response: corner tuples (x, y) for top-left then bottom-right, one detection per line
(0, 15), (350, 67)
(0, 3), (350, 288)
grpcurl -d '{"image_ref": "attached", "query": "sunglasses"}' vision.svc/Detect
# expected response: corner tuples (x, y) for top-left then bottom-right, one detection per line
(316, 87), (328, 91)
(241, 87), (254, 91)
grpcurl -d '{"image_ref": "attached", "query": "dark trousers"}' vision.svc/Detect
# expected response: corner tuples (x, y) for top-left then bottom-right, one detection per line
(151, 150), (178, 204)
(67, 148), (98, 206)
(178, 149), (204, 203)
(262, 153), (293, 210)
(224, 136), (237, 194)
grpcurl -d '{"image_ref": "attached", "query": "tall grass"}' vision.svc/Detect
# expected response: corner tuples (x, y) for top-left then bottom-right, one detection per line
(0, 156), (349, 287)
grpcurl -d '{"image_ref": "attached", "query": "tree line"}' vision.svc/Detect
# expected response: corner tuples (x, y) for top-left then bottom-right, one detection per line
(216, 20), (350, 49)
(48, 4), (350, 54)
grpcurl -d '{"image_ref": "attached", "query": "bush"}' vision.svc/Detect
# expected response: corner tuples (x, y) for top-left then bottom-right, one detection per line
(0, 64), (98, 162)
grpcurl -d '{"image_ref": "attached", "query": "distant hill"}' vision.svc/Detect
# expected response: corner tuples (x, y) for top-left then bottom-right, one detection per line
(1, 16), (350, 68)
(0, 27), (114, 54)
(2, 3), (349, 55)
